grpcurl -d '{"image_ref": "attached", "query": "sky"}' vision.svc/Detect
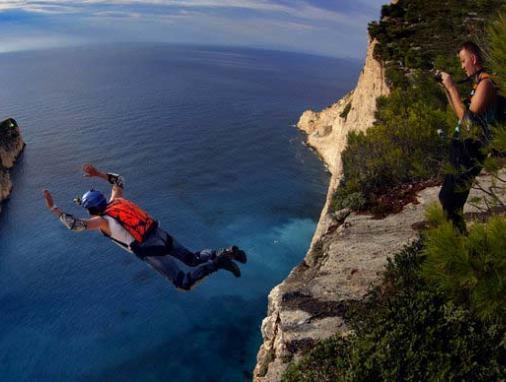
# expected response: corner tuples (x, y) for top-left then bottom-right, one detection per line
(0, 1), (387, 58)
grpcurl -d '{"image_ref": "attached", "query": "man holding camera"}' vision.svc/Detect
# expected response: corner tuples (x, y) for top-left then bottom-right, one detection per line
(438, 41), (497, 233)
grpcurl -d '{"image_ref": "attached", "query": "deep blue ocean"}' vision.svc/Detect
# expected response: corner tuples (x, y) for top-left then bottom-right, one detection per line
(0, 44), (360, 382)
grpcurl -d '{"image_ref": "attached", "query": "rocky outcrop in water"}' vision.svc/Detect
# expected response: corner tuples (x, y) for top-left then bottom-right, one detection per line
(0, 118), (25, 212)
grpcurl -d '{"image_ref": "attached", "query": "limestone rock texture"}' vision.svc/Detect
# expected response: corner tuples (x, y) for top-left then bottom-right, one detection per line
(297, 39), (390, 243)
(0, 118), (25, 212)
(254, 168), (506, 382)
(253, 38), (391, 382)
(297, 39), (389, 177)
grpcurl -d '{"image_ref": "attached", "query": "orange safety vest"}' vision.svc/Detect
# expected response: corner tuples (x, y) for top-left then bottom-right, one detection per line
(103, 198), (155, 243)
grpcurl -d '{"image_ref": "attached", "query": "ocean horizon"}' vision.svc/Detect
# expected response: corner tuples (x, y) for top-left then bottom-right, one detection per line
(0, 43), (360, 381)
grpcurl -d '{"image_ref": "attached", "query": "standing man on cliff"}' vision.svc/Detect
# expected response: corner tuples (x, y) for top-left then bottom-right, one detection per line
(438, 41), (498, 233)
(43, 163), (247, 291)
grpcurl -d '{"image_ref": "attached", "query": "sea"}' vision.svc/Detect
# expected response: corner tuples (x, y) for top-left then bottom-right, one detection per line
(0, 44), (360, 382)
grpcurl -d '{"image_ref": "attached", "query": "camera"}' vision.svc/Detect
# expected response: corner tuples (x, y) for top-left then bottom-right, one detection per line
(432, 69), (443, 83)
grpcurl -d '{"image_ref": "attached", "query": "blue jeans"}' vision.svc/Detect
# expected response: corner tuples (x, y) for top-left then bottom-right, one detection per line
(131, 227), (219, 290)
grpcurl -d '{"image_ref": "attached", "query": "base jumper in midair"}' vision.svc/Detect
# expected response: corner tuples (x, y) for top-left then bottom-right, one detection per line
(43, 164), (247, 290)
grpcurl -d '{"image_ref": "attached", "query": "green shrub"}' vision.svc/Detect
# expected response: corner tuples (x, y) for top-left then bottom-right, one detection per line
(342, 1), (506, 213)
(347, 292), (505, 382)
(369, 0), (505, 83)
(332, 186), (366, 211)
(282, 241), (506, 382)
(422, 205), (506, 322)
(490, 124), (506, 154)
(336, 74), (449, 210)
(281, 336), (351, 382)
(486, 11), (506, 160)
(488, 11), (506, 93)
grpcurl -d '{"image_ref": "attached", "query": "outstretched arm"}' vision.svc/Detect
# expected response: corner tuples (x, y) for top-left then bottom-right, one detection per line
(43, 190), (106, 232)
(82, 163), (124, 201)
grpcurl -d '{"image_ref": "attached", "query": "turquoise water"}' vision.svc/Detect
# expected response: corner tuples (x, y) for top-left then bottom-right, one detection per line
(0, 44), (359, 381)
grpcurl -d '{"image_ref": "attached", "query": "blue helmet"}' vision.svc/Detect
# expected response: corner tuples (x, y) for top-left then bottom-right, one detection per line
(80, 190), (107, 212)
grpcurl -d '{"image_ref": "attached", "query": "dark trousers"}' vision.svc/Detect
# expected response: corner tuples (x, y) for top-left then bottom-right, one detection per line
(439, 138), (485, 233)
(131, 227), (219, 290)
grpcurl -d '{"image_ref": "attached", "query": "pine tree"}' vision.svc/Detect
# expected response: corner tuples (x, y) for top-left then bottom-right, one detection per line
(473, 11), (506, 211)
(422, 204), (506, 322)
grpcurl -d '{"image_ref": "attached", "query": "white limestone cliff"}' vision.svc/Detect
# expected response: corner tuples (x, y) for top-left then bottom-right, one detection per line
(253, 38), (390, 382)
(254, 166), (506, 382)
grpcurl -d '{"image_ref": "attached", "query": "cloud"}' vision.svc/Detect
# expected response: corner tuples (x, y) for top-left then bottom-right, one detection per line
(0, 0), (383, 57)
(91, 10), (141, 18)
(0, 1), (81, 13)
(0, 33), (79, 52)
(0, 0), (372, 24)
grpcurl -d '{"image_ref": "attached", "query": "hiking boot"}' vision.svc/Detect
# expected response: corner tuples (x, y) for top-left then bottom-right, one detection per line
(213, 256), (241, 278)
(225, 246), (247, 264)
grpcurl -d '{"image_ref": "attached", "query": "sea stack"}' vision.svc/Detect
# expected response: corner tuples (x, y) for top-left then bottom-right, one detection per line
(0, 118), (26, 212)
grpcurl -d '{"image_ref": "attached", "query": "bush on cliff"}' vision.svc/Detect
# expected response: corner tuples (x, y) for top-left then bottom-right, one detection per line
(335, 2), (506, 214)
(333, 74), (450, 212)
(280, 336), (351, 382)
(368, 0), (505, 87)
(281, 241), (506, 382)
(488, 11), (506, 93)
(422, 205), (506, 322)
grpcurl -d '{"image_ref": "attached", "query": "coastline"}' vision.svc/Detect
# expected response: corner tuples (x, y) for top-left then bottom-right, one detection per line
(253, 35), (506, 382)
(253, 39), (390, 381)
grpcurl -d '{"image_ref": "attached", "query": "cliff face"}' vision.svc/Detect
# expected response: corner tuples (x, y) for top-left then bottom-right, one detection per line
(0, 118), (25, 210)
(253, 39), (390, 381)
(254, 0), (506, 379)
(297, 39), (390, 242)
(254, 37), (506, 377)
(253, 169), (506, 382)
(297, 39), (389, 177)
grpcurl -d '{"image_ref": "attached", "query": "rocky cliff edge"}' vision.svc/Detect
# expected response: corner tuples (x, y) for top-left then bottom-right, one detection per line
(254, 165), (505, 382)
(254, 33), (506, 381)
(253, 38), (390, 381)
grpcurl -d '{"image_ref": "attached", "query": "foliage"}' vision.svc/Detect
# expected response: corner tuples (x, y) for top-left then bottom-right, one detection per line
(471, 13), (506, 211)
(281, 336), (351, 382)
(0, 118), (19, 148)
(487, 11), (506, 93)
(334, 5), (506, 213)
(490, 124), (506, 154)
(422, 204), (506, 322)
(281, 241), (506, 382)
(334, 74), (449, 211)
(368, 0), (506, 87)
(332, 187), (365, 211)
